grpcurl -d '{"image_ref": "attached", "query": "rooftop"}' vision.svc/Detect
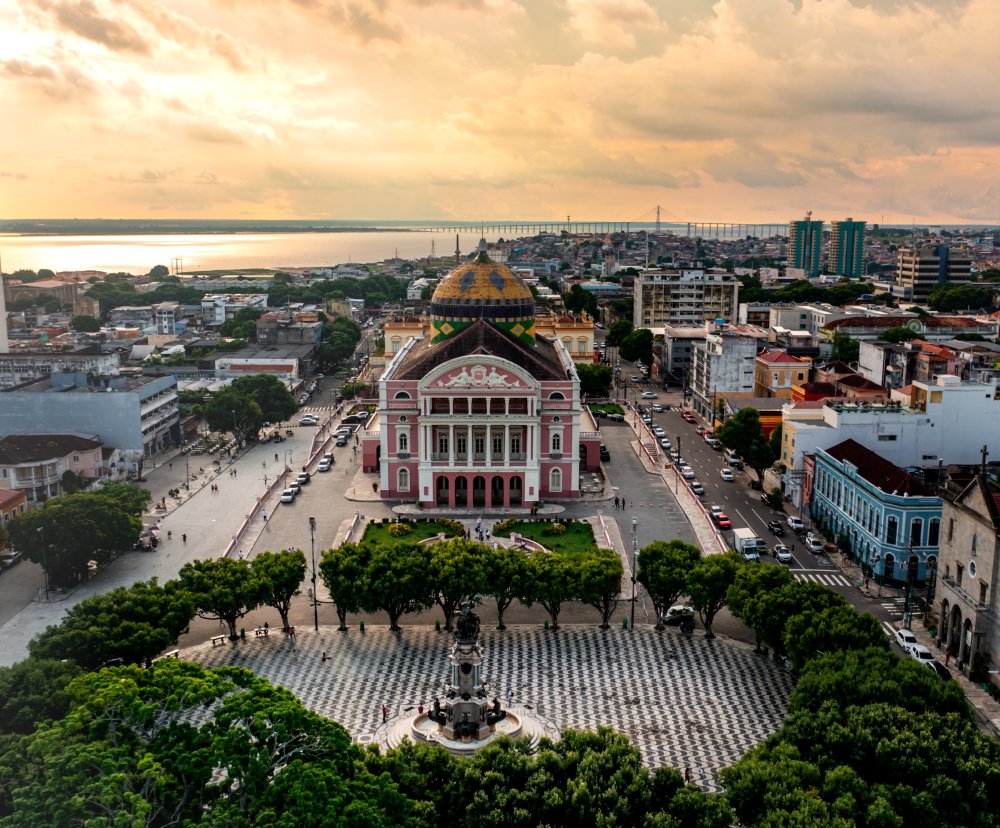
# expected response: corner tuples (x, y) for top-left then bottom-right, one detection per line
(0, 433), (103, 464)
(824, 438), (932, 497)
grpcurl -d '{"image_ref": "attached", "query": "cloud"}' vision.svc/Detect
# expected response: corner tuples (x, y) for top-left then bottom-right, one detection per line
(566, 0), (664, 49)
(704, 142), (806, 188)
(123, 0), (251, 70)
(35, 0), (152, 54)
(184, 123), (246, 145)
(0, 57), (95, 100)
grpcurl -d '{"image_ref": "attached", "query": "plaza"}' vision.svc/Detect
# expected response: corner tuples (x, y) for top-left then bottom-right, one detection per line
(184, 623), (795, 792)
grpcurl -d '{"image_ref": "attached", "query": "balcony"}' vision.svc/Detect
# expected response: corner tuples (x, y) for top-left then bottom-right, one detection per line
(428, 453), (529, 467)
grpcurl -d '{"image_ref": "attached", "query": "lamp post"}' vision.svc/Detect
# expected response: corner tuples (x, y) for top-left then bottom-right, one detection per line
(630, 516), (638, 630)
(675, 435), (681, 494)
(308, 516), (318, 632)
(184, 450), (190, 491)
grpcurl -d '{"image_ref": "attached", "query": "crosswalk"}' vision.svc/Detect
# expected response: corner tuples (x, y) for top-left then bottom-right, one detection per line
(793, 570), (852, 588)
(879, 620), (897, 639)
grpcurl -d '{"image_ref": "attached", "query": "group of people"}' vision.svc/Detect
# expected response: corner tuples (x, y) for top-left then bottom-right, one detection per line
(612, 496), (628, 510)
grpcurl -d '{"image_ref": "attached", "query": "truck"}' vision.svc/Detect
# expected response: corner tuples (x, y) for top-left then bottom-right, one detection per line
(732, 528), (765, 562)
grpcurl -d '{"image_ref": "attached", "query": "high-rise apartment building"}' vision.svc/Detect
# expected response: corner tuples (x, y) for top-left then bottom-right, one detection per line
(829, 218), (866, 279)
(632, 269), (740, 329)
(787, 214), (823, 277)
(894, 245), (972, 304)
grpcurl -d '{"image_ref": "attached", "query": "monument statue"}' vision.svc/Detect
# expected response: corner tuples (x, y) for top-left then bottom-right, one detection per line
(454, 604), (481, 644)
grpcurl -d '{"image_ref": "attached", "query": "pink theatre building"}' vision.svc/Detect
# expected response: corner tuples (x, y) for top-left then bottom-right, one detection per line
(362, 253), (601, 508)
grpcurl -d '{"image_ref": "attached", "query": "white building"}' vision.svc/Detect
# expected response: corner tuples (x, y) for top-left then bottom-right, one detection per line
(689, 324), (769, 422)
(781, 375), (1000, 508)
(633, 269), (740, 328)
(200, 294), (268, 327)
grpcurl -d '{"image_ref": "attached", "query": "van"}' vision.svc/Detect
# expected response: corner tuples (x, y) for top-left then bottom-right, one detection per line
(723, 448), (743, 469)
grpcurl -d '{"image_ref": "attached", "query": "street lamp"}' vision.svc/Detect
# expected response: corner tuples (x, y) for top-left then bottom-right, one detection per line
(308, 516), (319, 632)
(37, 526), (49, 601)
(630, 516), (638, 630)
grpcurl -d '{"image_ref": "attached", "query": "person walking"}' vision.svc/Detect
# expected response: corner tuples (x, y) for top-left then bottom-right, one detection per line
(381, 704), (388, 723)
(506, 688), (513, 705)
(182, 533), (187, 543)
(684, 767), (691, 784)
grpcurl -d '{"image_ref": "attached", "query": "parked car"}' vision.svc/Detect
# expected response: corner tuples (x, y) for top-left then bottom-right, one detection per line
(767, 520), (786, 536)
(607, 413), (625, 422)
(680, 465), (695, 479)
(709, 505), (724, 517)
(706, 438), (722, 450)
(0, 551), (23, 569)
(660, 605), (695, 626)
(774, 545), (793, 564)
(909, 644), (936, 666)
(719, 468), (734, 481)
(925, 660), (953, 680)
(280, 488), (297, 504)
(600, 445), (611, 461)
(298, 415), (319, 426)
(288, 481), (301, 495)
(652, 426), (666, 438)
(894, 628), (919, 652)
(713, 512), (731, 529)
(689, 480), (705, 495)
(641, 414), (652, 424)
(335, 437), (349, 447)
(805, 536), (824, 554)
(296, 472), (311, 486)
(317, 458), (332, 472)
(659, 438), (671, 449)
(786, 516), (805, 531)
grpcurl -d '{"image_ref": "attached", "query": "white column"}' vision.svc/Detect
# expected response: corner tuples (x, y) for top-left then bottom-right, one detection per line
(486, 426), (492, 465)
(504, 424), (510, 464)
(467, 424), (473, 464)
(448, 424), (455, 464)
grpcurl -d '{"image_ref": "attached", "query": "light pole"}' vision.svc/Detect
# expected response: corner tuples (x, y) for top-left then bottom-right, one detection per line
(309, 516), (319, 632)
(630, 516), (638, 630)
(184, 450), (190, 491)
(37, 525), (49, 601)
(675, 435), (681, 494)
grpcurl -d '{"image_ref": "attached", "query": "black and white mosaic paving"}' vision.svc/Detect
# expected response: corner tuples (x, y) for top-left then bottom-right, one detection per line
(186, 625), (795, 791)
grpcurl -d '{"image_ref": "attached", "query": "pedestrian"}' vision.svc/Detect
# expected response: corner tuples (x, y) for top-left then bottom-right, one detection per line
(264, 621), (269, 632)
(945, 650), (951, 666)
(322, 651), (328, 662)
(182, 533), (187, 543)
(275, 453), (279, 462)
(684, 767), (691, 784)
(485, 528), (491, 541)
(381, 704), (388, 723)
(506, 688), (513, 705)
(238, 550), (244, 560)
(466, 529), (470, 539)
(262, 510), (267, 523)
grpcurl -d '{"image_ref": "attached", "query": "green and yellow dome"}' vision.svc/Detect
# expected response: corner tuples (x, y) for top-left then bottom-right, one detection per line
(430, 252), (536, 344)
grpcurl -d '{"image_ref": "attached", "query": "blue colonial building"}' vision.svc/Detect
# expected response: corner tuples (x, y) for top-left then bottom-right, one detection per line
(810, 439), (941, 584)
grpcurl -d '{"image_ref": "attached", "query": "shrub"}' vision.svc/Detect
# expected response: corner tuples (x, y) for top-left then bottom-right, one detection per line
(387, 523), (412, 538)
(493, 517), (518, 535)
(544, 522), (567, 536)
(437, 518), (465, 537)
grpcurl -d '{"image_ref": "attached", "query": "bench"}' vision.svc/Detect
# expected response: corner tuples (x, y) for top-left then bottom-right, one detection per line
(152, 649), (180, 663)
(210, 635), (228, 647)
(254, 627), (270, 637)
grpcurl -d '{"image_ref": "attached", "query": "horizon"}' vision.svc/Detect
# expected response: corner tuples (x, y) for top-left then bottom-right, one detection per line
(3, 1), (1000, 223)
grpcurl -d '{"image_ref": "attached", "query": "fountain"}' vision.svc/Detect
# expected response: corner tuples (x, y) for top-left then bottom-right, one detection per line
(379, 606), (557, 756)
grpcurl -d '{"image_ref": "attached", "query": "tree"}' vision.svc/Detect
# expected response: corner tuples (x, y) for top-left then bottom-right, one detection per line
(147, 264), (170, 279)
(59, 469), (87, 494)
(636, 540), (702, 629)
(605, 318), (633, 347)
(94, 480), (152, 516)
(620, 327), (653, 365)
(927, 283), (996, 312)
(252, 548), (307, 632)
(829, 329), (859, 363)
(179, 558), (262, 639)
(725, 564), (796, 652)
(483, 545), (531, 630)
(524, 552), (575, 629)
(575, 362), (612, 397)
(319, 543), (370, 631)
(220, 306), (263, 339)
(685, 554), (738, 638)
(8, 493), (142, 585)
(428, 538), (488, 631)
(231, 374), (298, 425)
(0, 658), (82, 735)
(768, 422), (782, 461)
(782, 602), (887, 669)
(359, 541), (434, 631)
(715, 407), (775, 485)
(879, 325), (919, 344)
(576, 548), (623, 629)
(203, 387), (264, 449)
(562, 284), (598, 317)
(27, 578), (194, 669)
(70, 314), (100, 332)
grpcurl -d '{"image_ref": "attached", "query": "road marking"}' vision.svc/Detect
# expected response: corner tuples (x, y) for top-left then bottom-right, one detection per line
(794, 571), (852, 587)
(881, 621), (897, 638)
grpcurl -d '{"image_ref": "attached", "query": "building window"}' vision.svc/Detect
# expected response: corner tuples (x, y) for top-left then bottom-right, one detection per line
(928, 518), (940, 546)
(457, 435), (467, 454)
(511, 434), (521, 454)
(437, 434), (449, 455)
(980, 583), (988, 605)
(549, 392), (565, 400)
(475, 435), (484, 454)
(886, 516), (898, 545)
(550, 467), (562, 492)
(398, 433), (408, 453)
(551, 433), (562, 453)
(948, 517), (954, 541)
(956, 564), (963, 586)
(397, 468), (410, 491)
(394, 391), (411, 400)
(492, 434), (503, 455)
(972, 533), (978, 554)
(910, 518), (922, 546)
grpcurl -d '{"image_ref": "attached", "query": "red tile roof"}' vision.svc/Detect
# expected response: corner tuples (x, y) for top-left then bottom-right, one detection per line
(823, 439), (932, 496)
(756, 348), (806, 365)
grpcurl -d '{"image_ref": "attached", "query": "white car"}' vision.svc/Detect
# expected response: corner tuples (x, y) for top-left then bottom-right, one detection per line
(652, 426), (666, 438)
(680, 465), (695, 479)
(895, 628), (919, 652)
(689, 480), (705, 495)
(709, 505), (724, 517)
(909, 644), (936, 666)
(774, 545), (794, 564)
(298, 415), (319, 426)
(641, 391), (657, 399)
(805, 536), (824, 554)
(786, 516), (805, 531)
(660, 438), (671, 449)
(317, 459), (332, 472)
(719, 468), (734, 481)
(280, 488), (296, 504)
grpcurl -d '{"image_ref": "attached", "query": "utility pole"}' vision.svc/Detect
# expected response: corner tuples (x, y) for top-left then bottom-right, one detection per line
(630, 517), (638, 630)
(309, 516), (319, 632)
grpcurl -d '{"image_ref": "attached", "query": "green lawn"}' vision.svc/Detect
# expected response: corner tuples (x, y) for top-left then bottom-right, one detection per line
(361, 520), (462, 546)
(492, 520), (597, 555)
(588, 403), (624, 414)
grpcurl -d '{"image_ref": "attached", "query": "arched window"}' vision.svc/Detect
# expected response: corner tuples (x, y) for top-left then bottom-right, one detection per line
(549, 392), (565, 400)
(397, 468), (409, 491)
(910, 518), (923, 547)
(394, 391), (411, 400)
(928, 518), (940, 546)
(577, 337), (588, 353)
(549, 467), (562, 492)
(551, 432), (562, 453)
(390, 337), (401, 352)
(886, 516), (898, 545)
(398, 432), (408, 453)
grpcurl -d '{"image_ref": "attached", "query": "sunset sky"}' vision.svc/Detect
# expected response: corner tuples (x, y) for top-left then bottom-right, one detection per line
(2, 0), (998, 223)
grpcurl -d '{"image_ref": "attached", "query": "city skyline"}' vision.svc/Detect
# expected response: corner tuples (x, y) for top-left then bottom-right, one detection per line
(2, 0), (998, 223)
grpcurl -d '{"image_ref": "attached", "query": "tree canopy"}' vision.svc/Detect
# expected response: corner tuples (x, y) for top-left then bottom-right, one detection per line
(620, 327), (654, 365)
(716, 408), (776, 484)
(575, 361), (612, 397)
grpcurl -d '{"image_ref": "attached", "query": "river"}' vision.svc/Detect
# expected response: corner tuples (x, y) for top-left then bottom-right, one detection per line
(0, 229), (507, 275)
